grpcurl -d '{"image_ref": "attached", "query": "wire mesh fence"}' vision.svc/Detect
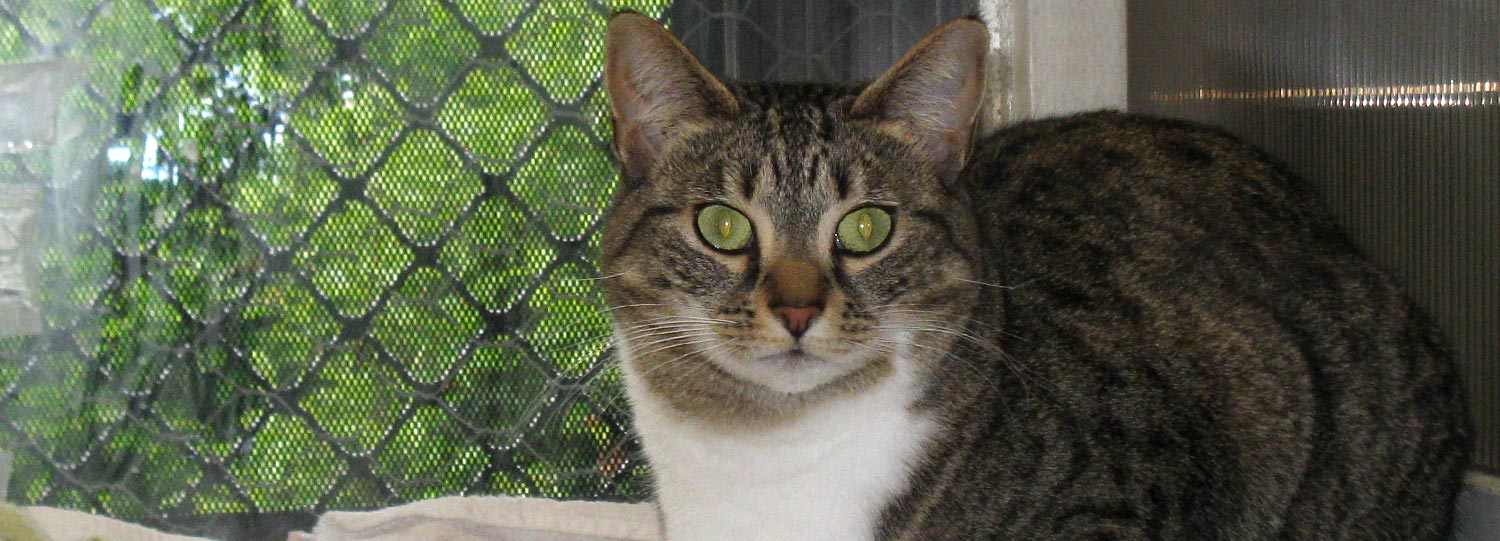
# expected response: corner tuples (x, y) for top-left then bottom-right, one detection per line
(669, 0), (972, 83)
(0, 0), (669, 536)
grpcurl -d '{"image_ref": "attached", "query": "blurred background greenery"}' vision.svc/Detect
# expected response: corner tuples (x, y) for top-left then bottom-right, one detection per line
(0, 0), (668, 537)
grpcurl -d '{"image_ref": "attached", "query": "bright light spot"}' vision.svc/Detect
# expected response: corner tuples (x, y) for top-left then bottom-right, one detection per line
(1149, 80), (1500, 108)
(107, 144), (132, 164)
(142, 133), (159, 168)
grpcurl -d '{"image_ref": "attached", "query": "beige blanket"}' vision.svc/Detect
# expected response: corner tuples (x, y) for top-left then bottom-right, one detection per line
(2, 497), (661, 541)
(302, 496), (660, 541)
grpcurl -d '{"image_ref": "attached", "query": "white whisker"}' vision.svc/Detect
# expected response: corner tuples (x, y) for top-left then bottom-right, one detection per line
(628, 331), (719, 355)
(956, 277), (1014, 289)
(563, 272), (628, 282)
(635, 342), (730, 379)
(603, 302), (666, 312)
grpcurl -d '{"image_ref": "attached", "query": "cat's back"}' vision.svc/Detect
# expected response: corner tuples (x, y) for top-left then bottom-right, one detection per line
(970, 111), (1336, 245)
(968, 110), (1398, 313)
(926, 111), (1470, 539)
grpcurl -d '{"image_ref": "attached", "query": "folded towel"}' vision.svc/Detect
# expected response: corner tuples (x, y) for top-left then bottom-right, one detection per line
(303, 496), (662, 541)
(0, 502), (53, 541)
(0, 502), (214, 541)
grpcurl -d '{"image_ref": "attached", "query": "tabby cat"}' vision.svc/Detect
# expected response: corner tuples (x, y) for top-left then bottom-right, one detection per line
(598, 13), (1470, 541)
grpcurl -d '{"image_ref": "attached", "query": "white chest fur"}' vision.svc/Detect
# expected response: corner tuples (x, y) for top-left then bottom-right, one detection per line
(622, 358), (935, 541)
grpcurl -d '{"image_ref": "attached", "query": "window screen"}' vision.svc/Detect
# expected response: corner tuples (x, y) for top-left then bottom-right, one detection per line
(0, 1), (669, 538)
(669, 0), (974, 83)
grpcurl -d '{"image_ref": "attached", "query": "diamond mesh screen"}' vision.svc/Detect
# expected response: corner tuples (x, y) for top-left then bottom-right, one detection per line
(669, 0), (974, 83)
(0, 0), (669, 537)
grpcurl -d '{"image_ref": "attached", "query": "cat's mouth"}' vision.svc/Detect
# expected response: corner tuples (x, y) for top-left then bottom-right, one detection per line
(759, 349), (817, 366)
(707, 346), (855, 395)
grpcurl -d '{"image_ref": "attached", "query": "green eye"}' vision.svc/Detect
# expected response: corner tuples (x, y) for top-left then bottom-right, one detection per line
(836, 207), (893, 254)
(696, 204), (754, 252)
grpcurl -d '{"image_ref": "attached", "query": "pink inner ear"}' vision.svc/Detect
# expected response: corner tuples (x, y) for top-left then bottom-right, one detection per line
(606, 48), (668, 179)
(605, 13), (737, 181)
(617, 120), (665, 179)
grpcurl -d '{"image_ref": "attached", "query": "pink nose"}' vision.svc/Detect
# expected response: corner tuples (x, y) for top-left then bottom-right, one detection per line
(774, 305), (822, 338)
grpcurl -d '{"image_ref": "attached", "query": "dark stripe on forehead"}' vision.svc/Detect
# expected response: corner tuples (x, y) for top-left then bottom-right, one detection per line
(807, 151), (823, 189)
(740, 158), (758, 199)
(769, 150), (786, 189)
(818, 105), (838, 140)
(832, 159), (850, 199)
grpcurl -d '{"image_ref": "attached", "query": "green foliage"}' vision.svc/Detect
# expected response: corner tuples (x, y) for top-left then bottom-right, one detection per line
(0, 0), (665, 528)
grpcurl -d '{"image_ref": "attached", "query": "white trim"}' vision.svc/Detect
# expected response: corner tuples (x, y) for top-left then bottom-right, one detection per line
(977, 0), (1029, 134)
(977, 0), (1127, 130)
(0, 450), (11, 501)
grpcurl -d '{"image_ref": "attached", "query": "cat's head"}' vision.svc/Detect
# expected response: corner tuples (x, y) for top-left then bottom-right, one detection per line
(600, 13), (988, 422)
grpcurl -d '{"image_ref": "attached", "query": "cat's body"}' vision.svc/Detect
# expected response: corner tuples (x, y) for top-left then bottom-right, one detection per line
(600, 14), (1470, 540)
(877, 112), (1471, 540)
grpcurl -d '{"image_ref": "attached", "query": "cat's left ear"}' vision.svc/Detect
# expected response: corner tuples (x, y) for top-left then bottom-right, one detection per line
(851, 19), (987, 180)
(605, 12), (738, 184)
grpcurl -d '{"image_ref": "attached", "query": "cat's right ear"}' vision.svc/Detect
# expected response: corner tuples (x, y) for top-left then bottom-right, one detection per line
(605, 12), (737, 184)
(851, 19), (987, 182)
